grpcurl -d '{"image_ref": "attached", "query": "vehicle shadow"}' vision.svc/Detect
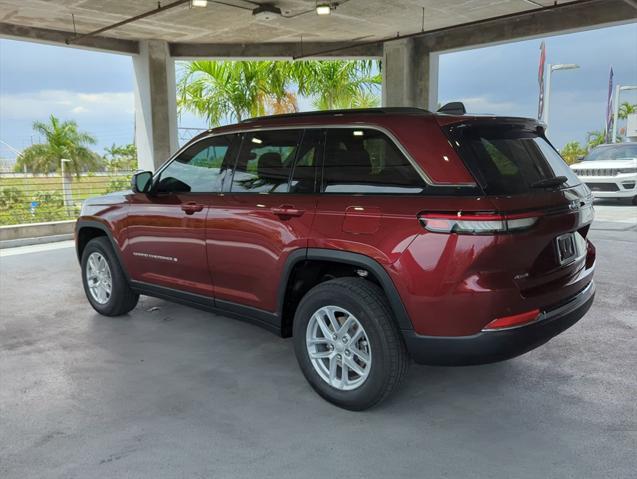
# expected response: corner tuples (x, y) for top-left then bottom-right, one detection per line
(85, 286), (622, 445)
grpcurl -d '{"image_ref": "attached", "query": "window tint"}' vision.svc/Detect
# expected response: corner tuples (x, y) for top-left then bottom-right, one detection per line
(231, 130), (302, 193)
(290, 129), (323, 194)
(322, 128), (426, 194)
(446, 124), (580, 195)
(156, 135), (237, 193)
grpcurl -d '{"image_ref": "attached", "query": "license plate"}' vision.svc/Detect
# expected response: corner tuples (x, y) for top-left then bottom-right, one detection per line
(556, 233), (577, 266)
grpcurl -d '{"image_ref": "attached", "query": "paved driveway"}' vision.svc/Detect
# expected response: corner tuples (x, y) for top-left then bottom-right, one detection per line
(1, 208), (636, 479)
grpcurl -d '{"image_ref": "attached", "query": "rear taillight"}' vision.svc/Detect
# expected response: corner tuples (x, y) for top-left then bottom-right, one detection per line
(418, 212), (540, 235)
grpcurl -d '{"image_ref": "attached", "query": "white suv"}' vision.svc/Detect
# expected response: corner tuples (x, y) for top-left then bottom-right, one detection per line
(570, 143), (637, 204)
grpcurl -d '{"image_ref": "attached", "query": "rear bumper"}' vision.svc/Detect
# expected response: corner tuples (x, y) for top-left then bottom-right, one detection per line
(402, 281), (595, 366)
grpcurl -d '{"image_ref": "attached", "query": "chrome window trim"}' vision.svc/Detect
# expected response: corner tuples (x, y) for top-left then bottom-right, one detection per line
(153, 123), (477, 189)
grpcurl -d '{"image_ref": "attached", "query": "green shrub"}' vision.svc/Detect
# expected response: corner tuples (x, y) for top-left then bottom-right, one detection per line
(105, 176), (132, 193)
(0, 187), (24, 208)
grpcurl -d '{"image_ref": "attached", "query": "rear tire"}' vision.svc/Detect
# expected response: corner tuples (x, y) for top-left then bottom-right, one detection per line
(293, 277), (408, 410)
(81, 237), (139, 316)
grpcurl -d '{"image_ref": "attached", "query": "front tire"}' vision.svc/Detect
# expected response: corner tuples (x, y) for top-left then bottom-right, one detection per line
(81, 237), (139, 316)
(293, 277), (408, 410)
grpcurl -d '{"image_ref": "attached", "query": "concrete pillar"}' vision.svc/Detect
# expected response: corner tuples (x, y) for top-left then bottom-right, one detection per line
(133, 40), (178, 172)
(382, 37), (439, 111)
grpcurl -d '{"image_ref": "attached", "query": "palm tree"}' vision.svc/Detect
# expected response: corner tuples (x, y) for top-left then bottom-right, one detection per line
(268, 91), (299, 115)
(177, 59), (382, 126)
(177, 61), (291, 125)
(14, 115), (102, 176)
(105, 143), (138, 172)
(618, 102), (637, 120)
(586, 130), (607, 150)
(560, 141), (587, 165)
(350, 90), (381, 108)
(292, 60), (381, 110)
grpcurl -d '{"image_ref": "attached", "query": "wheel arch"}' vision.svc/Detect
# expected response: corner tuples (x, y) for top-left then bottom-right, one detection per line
(76, 220), (130, 280)
(278, 248), (413, 337)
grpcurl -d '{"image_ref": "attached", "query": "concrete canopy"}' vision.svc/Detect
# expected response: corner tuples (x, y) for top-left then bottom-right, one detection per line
(0, 1), (585, 44)
(2, 0), (634, 57)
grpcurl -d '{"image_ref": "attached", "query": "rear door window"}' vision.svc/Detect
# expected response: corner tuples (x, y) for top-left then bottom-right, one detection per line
(446, 124), (580, 195)
(321, 128), (426, 193)
(230, 130), (302, 193)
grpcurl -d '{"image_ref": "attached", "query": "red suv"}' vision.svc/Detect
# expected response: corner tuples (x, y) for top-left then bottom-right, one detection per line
(76, 107), (596, 410)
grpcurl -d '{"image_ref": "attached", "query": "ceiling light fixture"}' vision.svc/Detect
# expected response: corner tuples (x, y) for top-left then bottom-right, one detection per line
(316, 2), (332, 15)
(252, 3), (283, 21)
(191, 0), (208, 7)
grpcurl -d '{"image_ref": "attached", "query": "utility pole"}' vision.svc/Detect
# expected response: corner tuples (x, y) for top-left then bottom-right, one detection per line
(543, 63), (580, 138)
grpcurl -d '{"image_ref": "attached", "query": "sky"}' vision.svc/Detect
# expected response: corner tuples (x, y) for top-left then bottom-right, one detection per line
(438, 22), (637, 147)
(0, 22), (636, 161)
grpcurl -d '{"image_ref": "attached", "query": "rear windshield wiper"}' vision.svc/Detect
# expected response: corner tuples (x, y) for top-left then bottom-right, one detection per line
(530, 176), (568, 189)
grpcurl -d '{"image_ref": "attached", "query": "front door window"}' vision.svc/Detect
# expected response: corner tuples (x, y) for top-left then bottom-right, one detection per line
(156, 135), (237, 193)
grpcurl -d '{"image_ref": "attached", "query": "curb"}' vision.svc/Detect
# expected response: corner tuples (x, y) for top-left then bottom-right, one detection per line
(0, 234), (74, 249)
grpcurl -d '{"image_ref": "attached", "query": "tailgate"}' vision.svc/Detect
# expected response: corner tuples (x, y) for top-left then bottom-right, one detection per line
(442, 118), (595, 295)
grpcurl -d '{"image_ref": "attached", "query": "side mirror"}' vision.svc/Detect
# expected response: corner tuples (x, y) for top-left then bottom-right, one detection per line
(131, 171), (153, 193)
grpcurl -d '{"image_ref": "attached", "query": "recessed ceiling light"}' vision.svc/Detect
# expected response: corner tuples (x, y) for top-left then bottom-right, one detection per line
(316, 3), (332, 15)
(191, 0), (208, 7)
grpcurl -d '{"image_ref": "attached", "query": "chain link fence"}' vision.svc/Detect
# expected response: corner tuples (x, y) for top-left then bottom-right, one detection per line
(0, 171), (135, 226)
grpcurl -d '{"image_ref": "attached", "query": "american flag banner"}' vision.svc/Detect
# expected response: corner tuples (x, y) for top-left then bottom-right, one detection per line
(605, 67), (614, 143)
(537, 41), (546, 121)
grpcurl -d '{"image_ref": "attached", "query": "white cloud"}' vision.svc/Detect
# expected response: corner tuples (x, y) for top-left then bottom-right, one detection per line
(0, 90), (134, 120)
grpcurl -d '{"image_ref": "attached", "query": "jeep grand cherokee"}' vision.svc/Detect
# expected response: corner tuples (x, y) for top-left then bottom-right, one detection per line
(76, 107), (596, 410)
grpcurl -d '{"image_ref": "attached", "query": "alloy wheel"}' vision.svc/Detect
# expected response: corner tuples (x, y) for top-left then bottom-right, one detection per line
(86, 251), (112, 305)
(306, 305), (372, 391)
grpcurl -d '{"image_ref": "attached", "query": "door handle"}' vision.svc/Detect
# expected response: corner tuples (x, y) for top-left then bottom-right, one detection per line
(271, 205), (305, 218)
(181, 202), (204, 215)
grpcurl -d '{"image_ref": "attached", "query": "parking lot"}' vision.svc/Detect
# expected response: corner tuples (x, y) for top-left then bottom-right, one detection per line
(1, 203), (636, 479)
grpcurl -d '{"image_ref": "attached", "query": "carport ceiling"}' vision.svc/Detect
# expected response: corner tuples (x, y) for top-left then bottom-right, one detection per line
(0, 0), (582, 44)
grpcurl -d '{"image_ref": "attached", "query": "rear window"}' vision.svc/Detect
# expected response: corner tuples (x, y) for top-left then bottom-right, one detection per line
(446, 123), (580, 195)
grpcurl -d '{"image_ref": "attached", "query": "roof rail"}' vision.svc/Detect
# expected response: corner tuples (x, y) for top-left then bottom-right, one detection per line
(241, 107), (431, 123)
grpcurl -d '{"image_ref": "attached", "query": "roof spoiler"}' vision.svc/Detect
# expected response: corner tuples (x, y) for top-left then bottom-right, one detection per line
(437, 102), (466, 115)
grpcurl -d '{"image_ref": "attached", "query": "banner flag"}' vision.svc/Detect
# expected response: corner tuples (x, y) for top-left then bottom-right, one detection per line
(605, 67), (614, 143)
(537, 41), (546, 120)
